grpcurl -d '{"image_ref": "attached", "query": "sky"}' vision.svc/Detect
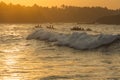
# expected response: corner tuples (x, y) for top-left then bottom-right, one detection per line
(0, 0), (120, 9)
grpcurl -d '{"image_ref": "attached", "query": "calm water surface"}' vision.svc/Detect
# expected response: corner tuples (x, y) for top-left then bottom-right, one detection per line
(0, 23), (120, 80)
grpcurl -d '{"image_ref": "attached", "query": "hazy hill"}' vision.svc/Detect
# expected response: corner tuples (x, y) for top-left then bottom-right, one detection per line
(0, 1), (120, 23)
(95, 14), (120, 25)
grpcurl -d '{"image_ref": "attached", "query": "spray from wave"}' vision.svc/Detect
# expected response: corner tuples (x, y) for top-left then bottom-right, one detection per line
(27, 29), (120, 50)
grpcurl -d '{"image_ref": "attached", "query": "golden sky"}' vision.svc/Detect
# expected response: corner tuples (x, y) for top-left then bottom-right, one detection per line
(0, 0), (120, 9)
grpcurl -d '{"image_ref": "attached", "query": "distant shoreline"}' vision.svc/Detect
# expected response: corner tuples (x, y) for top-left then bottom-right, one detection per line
(0, 22), (120, 25)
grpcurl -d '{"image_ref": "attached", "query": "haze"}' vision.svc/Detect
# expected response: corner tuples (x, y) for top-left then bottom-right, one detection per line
(0, 0), (120, 9)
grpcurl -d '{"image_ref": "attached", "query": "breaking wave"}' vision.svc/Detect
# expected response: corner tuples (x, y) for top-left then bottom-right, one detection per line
(27, 29), (120, 50)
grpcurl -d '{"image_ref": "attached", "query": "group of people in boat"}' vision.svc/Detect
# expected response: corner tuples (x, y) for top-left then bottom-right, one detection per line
(71, 26), (92, 31)
(46, 25), (55, 29)
(35, 24), (42, 28)
(34, 24), (92, 31)
(34, 24), (55, 29)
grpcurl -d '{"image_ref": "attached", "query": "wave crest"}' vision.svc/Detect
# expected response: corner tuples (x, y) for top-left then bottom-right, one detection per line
(27, 29), (120, 50)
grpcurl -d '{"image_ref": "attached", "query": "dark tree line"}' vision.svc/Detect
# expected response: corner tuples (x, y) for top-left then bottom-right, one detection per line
(0, 1), (120, 23)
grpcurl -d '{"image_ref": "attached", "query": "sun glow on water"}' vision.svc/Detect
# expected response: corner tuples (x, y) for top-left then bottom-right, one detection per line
(3, 49), (20, 53)
(2, 47), (20, 53)
(2, 77), (21, 80)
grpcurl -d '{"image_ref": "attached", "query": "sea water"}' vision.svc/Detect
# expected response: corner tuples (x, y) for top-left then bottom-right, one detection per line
(0, 23), (120, 80)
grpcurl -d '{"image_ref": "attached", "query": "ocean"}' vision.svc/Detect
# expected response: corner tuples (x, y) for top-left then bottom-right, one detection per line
(0, 23), (120, 80)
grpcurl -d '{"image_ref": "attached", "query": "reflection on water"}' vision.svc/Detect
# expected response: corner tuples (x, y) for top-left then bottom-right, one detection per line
(5, 56), (17, 66)
(3, 48), (20, 53)
(0, 24), (120, 80)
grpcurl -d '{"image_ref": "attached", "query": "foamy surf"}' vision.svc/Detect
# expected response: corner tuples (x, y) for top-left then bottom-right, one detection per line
(27, 29), (120, 50)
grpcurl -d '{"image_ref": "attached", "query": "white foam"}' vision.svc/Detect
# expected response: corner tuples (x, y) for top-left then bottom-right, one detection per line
(27, 29), (120, 49)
